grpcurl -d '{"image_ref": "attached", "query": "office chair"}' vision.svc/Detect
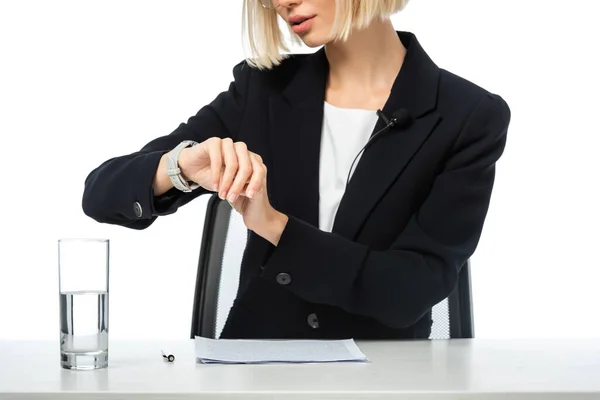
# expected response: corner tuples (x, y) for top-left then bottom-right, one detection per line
(191, 193), (474, 339)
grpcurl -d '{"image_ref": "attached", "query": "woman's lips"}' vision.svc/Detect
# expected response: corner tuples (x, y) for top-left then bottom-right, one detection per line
(290, 16), (315, 35)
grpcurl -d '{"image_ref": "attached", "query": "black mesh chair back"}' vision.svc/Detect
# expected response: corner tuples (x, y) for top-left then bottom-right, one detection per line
(191, 194), (474, 339)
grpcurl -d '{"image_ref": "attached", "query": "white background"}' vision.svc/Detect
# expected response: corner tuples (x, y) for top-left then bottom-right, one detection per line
(1, 0), (599, 341)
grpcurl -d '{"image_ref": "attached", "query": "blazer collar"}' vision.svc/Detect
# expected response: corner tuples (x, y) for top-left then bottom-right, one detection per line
(268, 31), (441, 239)
(281, 31), (439, 118)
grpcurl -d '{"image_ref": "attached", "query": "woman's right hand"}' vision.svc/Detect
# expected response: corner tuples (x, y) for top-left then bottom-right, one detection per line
(177, 137), (266, 202)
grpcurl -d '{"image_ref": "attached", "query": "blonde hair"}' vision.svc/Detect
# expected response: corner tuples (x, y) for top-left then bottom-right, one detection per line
(242, 0), (410, 70)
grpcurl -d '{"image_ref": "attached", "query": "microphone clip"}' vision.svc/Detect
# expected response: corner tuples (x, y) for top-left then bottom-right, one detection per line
(376, 109), (398, 128)
(376, 109), (391, 127)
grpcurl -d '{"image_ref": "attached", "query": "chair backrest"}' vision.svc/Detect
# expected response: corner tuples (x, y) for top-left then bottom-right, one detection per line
(429, 259), (474, 339)
(191, 193), (474, 339)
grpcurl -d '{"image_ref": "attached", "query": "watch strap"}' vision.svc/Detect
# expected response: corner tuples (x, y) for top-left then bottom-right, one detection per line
(166, 140), (200, 193)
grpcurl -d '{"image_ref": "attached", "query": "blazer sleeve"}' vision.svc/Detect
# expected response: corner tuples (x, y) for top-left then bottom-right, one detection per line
(260, 93), (511, 329)
(82, 60), (252, 230)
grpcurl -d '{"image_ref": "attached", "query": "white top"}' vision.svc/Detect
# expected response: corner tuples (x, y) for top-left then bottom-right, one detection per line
(2, 339), (600, 399)
(319, 101), (379, 232)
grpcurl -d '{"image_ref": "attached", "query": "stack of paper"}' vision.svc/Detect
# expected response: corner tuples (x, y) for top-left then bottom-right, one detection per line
(194, 336), (368, 364)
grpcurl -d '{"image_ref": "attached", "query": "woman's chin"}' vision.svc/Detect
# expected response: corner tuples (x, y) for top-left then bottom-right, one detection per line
(298, 32), (330, 48)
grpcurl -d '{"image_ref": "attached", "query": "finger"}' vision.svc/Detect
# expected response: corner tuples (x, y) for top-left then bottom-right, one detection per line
(245, 153), (266, 199)
(207, 138), (222, 192)
(219, 138), (238, 199)
(260, 164), (267, 192)
(227, 142), (253, 202)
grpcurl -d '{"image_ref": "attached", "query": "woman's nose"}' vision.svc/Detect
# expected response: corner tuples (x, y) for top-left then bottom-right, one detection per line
(277, 0), (303, 9)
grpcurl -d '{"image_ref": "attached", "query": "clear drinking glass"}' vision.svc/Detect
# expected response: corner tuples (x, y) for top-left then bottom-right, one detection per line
(58, 238), (109, 370)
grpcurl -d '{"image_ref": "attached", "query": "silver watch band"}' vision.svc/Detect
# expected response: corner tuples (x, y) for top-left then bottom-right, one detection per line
(166, 140), (200, 193)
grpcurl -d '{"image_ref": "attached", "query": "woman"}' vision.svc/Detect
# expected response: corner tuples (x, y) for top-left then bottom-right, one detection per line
(83, 0), (511, 340)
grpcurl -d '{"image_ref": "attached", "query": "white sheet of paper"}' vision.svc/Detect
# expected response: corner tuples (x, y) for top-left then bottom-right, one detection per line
(194, 336), (368, 364)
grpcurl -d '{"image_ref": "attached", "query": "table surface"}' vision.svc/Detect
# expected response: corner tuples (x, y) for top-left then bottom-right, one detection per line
(2, 338), (600, 399)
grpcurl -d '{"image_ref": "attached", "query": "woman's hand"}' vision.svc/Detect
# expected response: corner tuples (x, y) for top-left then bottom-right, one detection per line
(225, 149), (289, 245)
(176, 138), (254, 194)
(178, 137), (288, 244)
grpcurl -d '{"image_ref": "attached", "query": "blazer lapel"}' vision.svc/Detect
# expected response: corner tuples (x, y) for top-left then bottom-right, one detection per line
(332, 32), (442, 239)
(268, 49), (329, 227)
(268, 32), (442, 240)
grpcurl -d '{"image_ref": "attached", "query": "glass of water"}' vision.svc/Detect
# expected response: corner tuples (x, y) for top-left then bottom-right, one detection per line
(58, 238), (109, 370)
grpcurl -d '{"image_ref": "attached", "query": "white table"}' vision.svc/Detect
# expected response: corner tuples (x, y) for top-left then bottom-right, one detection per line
(1, 338), (600, 399)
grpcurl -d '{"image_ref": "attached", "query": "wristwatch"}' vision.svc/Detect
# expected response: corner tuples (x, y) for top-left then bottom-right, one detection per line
(166, 140), (200, 192)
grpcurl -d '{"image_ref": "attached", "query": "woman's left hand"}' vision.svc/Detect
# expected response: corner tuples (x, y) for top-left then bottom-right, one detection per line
(219, 145), (288, 246)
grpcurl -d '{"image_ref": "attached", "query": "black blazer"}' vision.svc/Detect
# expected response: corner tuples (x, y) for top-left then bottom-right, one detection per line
(83, 31), (511, 340)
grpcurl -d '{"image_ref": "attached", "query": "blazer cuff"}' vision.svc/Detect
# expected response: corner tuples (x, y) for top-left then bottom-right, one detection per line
(122, 150), (165, 220)
(126, 150), (187, 220)
(259, 215), (368, 304)
(151, 186), (187, 216)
